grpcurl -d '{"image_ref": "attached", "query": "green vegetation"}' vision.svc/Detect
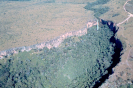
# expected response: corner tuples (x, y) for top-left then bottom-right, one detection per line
(112, 13), (120, 17)
(0, 23), (115, 88)
(84, 0), (110, 18)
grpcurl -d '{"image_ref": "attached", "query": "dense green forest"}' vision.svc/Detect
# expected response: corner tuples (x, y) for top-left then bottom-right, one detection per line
(84, 0), (110, 18)
(0, 23), (115, 88)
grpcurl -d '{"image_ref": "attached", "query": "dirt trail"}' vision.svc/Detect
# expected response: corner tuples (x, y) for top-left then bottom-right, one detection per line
(117, 0), (133, 73)
(117, 0), (133, 26)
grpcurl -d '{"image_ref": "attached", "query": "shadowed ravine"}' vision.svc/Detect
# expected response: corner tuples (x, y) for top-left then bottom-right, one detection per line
(93, 19), (123, 88)
(0, 0), (123, 87)
(0, 18), (123, 88)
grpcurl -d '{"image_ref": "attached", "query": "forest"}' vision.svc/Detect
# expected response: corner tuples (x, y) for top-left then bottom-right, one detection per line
(0, 22), (116, 88)
(84, 0), (110, 18)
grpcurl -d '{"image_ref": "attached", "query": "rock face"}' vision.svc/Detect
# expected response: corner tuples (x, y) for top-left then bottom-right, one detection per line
(0, 18), (116, 88)
(0, 19), (119, 60)
(0, 20), (97, 59)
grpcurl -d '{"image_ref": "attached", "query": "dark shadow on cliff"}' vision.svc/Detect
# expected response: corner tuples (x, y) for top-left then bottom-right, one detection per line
(93, 19), (123, 88)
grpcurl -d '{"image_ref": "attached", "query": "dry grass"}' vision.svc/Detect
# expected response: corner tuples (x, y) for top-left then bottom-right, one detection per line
(0, 1), (95, 51)
(99, 0), (133, 87)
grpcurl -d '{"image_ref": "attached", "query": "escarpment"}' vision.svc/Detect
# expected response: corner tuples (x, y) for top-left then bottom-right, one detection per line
(0, 19), (98, 59)
(0, 18), (123, 88)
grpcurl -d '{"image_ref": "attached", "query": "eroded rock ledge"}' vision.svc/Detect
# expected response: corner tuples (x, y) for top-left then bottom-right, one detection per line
(0, 20), (97, 59)
(0, 19), (119, 60)
(0, 18), (122, 88)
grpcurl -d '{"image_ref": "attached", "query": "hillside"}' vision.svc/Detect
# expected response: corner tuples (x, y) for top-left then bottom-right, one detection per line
(0, 22), (116, 88)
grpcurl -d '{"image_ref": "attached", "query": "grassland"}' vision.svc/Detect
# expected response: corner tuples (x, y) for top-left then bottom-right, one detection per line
(0, 1), (95, 51)
(99, 0), (133, 87)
